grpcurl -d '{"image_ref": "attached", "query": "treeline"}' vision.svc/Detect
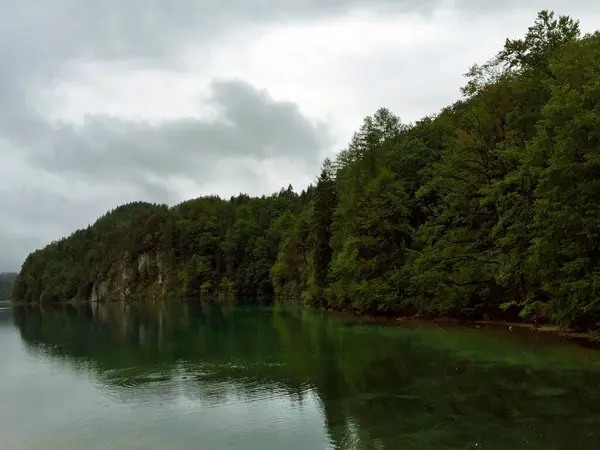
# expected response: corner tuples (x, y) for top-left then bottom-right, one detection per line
(0, 272), (17, 299)
(12, 11), (600, 331)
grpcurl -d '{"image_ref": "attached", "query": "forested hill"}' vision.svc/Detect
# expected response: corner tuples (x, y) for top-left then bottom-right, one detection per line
(0, 273), (17, 300)
(11, 10), (600, 331)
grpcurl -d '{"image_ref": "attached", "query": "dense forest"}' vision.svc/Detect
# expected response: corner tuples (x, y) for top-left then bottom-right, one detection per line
(0, 273), (17, 300)
(11, 10), (600, 331)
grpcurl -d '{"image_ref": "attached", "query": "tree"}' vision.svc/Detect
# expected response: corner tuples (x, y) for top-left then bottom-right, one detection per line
(310, 158), (337, 303)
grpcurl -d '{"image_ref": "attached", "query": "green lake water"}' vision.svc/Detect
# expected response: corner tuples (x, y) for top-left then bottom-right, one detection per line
(1, 299), (600, 449)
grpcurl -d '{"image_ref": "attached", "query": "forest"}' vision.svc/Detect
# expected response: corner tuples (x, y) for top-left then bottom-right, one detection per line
(0, 273), (17, 300)
(11, 10), (600, 331)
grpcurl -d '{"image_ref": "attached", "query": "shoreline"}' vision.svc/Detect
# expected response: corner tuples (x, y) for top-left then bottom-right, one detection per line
(9, 297), (600, 347)
(317, 307), (600, 348)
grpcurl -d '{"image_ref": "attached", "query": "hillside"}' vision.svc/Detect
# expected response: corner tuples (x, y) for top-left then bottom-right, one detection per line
(12, 11), (600, 331)
(0, 272), (17, 300)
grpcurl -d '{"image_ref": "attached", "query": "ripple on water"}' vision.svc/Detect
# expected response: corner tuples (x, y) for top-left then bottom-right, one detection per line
(5, 302), (600, 449)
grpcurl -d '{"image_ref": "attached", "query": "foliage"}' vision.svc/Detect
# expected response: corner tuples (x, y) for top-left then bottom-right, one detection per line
(0, 272), (17, 299)
(11, 10), (600, 331)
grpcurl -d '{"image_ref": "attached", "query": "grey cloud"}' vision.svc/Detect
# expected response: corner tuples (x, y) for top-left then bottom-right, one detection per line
(0, 0), (437, 146)
(1, 1), (433, 76)
(34, 79), (329, 182)
(7, 0), (564, 89)
(0, 0), (590, 83)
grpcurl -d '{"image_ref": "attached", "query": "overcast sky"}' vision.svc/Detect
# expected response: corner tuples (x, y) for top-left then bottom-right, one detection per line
(1, 0), (599, 272)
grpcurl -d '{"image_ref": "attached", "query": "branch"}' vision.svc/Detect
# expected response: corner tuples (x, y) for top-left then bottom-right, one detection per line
(442, 255), (502, 266)
(443, 278), (496, 287)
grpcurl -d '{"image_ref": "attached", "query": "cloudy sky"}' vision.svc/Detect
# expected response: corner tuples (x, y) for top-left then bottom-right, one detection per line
(1, 0), (599, 271)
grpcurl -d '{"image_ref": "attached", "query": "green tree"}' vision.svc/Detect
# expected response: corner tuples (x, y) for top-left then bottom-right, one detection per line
(309, 158), (337, 303)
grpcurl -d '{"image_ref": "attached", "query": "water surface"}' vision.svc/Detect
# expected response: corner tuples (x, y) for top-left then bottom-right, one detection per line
(1, 300), (600, 449)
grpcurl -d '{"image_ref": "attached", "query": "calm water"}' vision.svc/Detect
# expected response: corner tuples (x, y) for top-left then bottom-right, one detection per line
(1, 300), (600, 449)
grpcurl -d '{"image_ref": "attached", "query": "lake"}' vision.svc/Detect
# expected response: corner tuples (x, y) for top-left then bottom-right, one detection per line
(1, 299), (600, 449)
